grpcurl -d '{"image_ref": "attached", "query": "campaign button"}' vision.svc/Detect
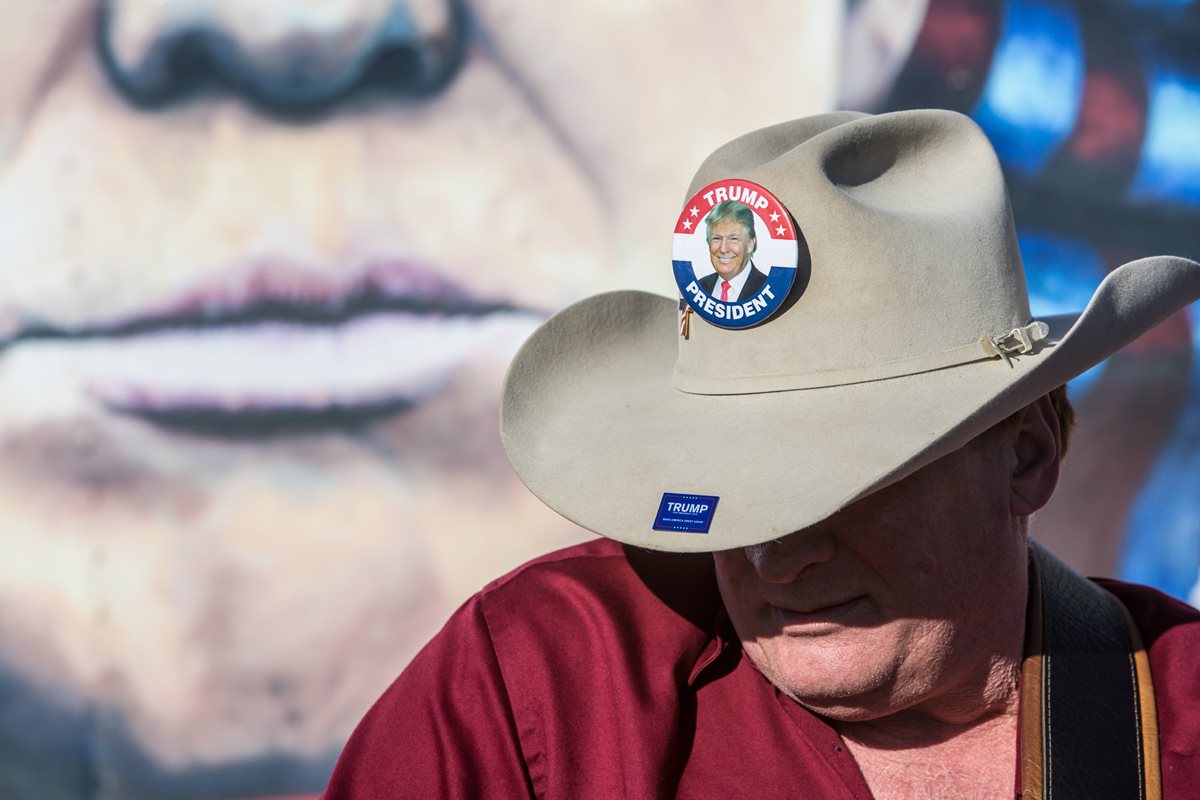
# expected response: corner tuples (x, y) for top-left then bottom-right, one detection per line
(672, 178), (800, 330)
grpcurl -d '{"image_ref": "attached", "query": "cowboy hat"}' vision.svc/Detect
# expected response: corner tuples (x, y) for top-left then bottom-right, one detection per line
(500, 109), (1200, 553)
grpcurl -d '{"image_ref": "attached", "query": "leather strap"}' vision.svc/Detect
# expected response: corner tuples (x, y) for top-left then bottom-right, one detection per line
(1020, 543), (1161, 799)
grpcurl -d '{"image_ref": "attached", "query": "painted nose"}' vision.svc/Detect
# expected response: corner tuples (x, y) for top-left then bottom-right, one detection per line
(97, 0), (468, 117)
(743, 525), (836, 584)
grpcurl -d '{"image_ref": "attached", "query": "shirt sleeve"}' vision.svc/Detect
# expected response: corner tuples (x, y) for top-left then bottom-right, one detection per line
(322, 594), (535, 799)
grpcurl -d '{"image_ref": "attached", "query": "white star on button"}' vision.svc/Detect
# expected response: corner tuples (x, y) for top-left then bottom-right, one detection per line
(775, 225), (785, 235)
(770, 211), (780, 222)
(689, 206), (700, 217)
(682, 219), (692, 230)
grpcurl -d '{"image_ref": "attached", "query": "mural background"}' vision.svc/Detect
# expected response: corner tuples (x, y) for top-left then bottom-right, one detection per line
(0, 1), (1194, 798)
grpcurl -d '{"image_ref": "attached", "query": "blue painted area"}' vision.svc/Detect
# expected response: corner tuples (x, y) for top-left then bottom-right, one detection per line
(1125, 0), (1195, 10)
(1019, 232), (1108, 399)
(1120, 336), (1200, 601)
(1112, 52), (1200, 602)
(973, 0), (1084, 175)
(1128, 65), (1200, 208)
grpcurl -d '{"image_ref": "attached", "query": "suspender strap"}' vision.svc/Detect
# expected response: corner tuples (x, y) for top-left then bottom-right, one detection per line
(1020, 543), (1162, 799)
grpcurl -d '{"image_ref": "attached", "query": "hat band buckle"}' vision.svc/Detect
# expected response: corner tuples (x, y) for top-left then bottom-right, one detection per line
(983, 321), (1052, 366)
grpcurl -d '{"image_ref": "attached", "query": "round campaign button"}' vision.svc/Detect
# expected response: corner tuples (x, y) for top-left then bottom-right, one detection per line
(671, 179), (799, 329)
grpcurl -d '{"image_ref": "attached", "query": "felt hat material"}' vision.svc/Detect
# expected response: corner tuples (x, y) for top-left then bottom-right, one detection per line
(500, 109), (1200, 553)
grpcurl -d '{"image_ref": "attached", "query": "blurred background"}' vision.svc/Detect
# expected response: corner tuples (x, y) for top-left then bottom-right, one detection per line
(0, 0), (1195, 797)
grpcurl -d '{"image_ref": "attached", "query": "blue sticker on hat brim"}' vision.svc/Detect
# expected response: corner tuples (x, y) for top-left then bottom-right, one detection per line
(653, 492), (719, 533)
(672, 179), (800, 330)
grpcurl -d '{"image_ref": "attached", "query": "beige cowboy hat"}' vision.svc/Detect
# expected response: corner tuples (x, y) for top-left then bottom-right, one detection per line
(500, 109), (1200, 553)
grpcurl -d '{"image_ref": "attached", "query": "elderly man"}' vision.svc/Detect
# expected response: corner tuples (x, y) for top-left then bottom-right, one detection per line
(324, 110), (1200, 799)
(698, 200), (767, 302)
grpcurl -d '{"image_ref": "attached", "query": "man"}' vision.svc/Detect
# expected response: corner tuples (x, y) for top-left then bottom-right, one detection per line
(324, 110), (1200, 798)
(698, 200), (768, 302)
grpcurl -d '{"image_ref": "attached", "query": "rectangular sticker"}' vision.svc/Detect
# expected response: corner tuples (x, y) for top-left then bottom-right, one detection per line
(653, 493), (719, 533)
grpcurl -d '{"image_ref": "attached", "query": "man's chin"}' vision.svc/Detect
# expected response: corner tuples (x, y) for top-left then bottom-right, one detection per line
(777, 681), (903, 722)
(746, 642), (901, 717)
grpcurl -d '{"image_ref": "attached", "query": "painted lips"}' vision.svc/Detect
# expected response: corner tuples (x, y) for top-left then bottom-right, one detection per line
(0, 257), (544, 434)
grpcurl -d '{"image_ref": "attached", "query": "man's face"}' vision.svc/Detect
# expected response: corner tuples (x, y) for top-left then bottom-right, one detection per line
(713, 427), (1029, 722)
(708, 219), (755, 281)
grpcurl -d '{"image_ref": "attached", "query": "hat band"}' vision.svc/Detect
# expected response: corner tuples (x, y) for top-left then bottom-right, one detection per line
(674, 321), (1053, 396)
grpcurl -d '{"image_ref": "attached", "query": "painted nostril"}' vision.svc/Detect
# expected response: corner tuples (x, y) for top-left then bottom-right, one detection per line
(95, 0), (469, 118)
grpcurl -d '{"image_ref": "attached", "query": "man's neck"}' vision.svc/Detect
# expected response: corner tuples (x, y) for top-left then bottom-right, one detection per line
(832, 666), (1022, 800)
(836, 705), (1019, 800)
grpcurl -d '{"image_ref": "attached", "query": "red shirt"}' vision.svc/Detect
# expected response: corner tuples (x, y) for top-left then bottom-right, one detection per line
(324, 538), (1200, 799)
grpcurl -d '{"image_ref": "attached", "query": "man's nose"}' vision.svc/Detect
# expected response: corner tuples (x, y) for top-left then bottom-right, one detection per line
(743, 525), (836, 583)
(96, 0), (468, 117)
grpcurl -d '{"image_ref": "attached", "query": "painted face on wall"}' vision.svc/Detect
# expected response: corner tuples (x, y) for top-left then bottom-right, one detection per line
(0, 0), (837, 790)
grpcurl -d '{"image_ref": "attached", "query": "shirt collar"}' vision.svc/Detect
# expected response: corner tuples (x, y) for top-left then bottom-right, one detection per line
(687, 604), (740, 687)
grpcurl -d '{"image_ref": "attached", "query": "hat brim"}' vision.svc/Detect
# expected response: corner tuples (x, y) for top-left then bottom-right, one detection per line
(501, 256), (1200, 553)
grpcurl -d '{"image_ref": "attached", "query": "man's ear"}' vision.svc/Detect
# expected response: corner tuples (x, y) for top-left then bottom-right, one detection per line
(1010, 394), (1062, 517)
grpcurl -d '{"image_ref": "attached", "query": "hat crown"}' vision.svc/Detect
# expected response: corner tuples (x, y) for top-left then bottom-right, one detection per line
(675, 110), (1032, 393)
